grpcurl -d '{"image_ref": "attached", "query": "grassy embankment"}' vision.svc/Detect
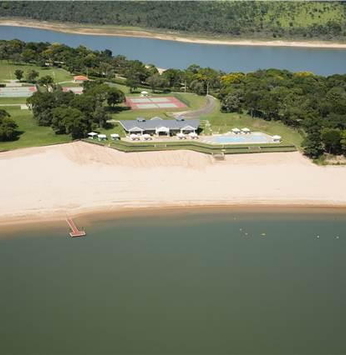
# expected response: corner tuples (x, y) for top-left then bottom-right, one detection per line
(0, 62), (303, 152)
(0, 107), (71, 151)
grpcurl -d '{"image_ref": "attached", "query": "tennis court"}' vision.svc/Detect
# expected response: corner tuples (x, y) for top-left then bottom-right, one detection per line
(126, 96), (187, 110)
(0, 86), (37, 98)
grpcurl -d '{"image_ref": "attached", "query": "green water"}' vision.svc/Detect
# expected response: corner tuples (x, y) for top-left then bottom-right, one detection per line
(1, 209), (346, 355)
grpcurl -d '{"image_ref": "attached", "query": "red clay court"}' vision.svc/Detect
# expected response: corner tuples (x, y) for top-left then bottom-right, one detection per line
(125, 96), (187, 110)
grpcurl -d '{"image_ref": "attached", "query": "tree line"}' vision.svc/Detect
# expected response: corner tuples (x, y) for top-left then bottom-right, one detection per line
(1, 1), (346, 40)
(219, 70), (346, 158)
(1, 39), (346, 159)
(26, 81), (124, 139)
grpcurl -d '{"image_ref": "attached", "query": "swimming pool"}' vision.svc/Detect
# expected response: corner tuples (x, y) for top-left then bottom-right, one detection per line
(203, 133), (274, 145)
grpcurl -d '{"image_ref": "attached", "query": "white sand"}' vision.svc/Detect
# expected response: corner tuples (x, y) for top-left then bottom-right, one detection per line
(1, 141), (346, 224)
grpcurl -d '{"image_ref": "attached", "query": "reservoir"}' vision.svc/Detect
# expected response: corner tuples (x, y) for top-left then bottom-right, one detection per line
(1, 209), (346, 354)
(1, 26), (346, 75)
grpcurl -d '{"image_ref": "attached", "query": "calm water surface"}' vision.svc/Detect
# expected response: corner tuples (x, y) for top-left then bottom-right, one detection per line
(0, 209), (346, 355)
(1, 26), (346, 75)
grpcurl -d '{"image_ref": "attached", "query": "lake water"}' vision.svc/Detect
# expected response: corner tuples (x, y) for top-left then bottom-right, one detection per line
(1, 209), (346, 354)
(1, 26), (346, 75)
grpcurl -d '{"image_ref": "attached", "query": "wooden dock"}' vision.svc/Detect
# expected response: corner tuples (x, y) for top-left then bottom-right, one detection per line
(66, 218), (86, 237)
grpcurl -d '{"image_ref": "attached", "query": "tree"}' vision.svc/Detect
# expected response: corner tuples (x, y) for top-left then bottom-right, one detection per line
(221, 91), (243, 113)
(321, 128), (342, 155)
(341, 131), (346, 156)
(146, 73), (168, 93)
(93, 106), (109, 128)
(302, 131), (324, 158)
(51, 107), (87, 138)
(107, 87), (124, 107)
(0, 109), (18, 141)
(37, 75), (54, 91)
(14, 69), (23, 81)
(26, 69), (39, 83)
(125, 77), (139, 93)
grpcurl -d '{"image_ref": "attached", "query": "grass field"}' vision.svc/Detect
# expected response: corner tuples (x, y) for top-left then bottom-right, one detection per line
(0, 61), (73, 83)
(0, 108), (70, 151)
(0, 97), (27, 104)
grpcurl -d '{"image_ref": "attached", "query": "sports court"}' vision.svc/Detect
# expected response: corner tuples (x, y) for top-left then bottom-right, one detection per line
(0, 86), (37, 98)
(126, 96), (187, 110)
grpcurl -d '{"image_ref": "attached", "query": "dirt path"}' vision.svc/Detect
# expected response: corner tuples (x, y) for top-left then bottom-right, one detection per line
(173, 95), (217, 119)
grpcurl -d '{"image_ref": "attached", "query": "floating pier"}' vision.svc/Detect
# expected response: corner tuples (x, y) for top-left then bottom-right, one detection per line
(66, 218), (86, 237)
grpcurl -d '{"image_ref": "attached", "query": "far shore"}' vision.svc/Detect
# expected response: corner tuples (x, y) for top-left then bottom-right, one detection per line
(1, 141), (346, 232)
(1, 19), (346, 49)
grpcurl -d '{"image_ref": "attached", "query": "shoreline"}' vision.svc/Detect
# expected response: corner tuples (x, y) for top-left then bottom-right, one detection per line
(1, 19), (346, 49)
(1, 203), (346, 233)
(2, 141), (346, 234)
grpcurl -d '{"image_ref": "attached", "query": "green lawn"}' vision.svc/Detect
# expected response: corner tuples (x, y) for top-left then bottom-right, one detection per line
(0, 97), (27, 105)
(0, 61), (73, 83)
(0, 108), (70, 151)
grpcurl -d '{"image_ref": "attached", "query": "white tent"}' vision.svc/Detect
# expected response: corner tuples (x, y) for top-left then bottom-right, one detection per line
(143, 134), (152, 140)
(272, 135), (282, 142)
(88, 132), (98, 139)
(232, 128), (241, 134)
(241, 128), (251, 134)
(130, 134), (140, 141)
(110, 133), (120, 140)
(140, 91), (149, 97)
(97, 134), (107, 141)
(189, 132), (199, 139)
(177, 132), (186, 140)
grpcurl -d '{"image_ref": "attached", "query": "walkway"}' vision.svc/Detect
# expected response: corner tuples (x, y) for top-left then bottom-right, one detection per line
(172, 95), (217, 119)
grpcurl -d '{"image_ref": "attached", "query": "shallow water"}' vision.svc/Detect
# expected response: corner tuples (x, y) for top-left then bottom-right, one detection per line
(1, 209), (346, 354)
(1, 26), (346, 75)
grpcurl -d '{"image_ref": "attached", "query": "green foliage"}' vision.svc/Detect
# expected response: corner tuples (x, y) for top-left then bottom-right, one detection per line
(107, 87), (125, 107)
(51, 107), (87, 138)
(37, 75), (54, 90)
(26, 69), (39, 83)
(27, 80), (123, 137)
(0, 109), (18, 141)
(146, 73), (168, 93)
(14, 69), (23, 81)
(2, 1), (346, 40)
(218, 69), (346, 158)
(321, 128), (343, 154)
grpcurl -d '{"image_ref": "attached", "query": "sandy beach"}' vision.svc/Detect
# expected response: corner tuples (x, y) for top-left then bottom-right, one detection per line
(1, 19), (346, 49)
(1, 141), (346, 226)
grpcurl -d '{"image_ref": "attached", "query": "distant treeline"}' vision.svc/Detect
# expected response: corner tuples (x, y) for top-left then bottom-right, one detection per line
(1, 39), (346, 159)
(1, 1), (346, 40)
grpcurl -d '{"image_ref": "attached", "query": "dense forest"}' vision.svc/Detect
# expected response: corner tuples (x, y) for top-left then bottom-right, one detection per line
(1, 39), (346, 158)
(1, 1), (346, 40)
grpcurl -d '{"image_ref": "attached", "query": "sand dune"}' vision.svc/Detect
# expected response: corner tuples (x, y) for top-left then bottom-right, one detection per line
(1, 141), (346, 224)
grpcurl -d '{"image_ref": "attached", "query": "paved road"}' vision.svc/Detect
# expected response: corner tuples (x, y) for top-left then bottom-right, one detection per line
(173, 95), (217, 119)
